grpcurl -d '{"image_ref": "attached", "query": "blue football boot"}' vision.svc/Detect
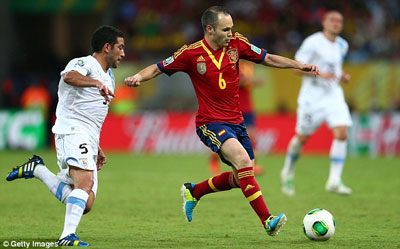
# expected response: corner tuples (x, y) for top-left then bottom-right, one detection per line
(265, 213), (287, 236)
(181, 183), (199, 222)
(6, 155), (44, 181)
(56, 233), (89, 247)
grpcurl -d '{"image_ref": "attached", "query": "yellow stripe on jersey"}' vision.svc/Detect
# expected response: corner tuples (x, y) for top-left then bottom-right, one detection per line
(200, 125), (222, 148)
(247, 191), (262, 202)
(174, 45), (188, 59)
(200, 41), (226, 70)
(208, 178), (220, 192)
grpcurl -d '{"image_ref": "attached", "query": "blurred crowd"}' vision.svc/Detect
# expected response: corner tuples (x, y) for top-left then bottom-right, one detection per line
(1, 0), (399, 112)
(116, 0), (400, 62)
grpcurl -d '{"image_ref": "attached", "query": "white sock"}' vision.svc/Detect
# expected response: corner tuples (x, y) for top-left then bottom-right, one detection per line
(34, 165), (72, 204)
(60, 189), (89, 239)
(281, 136), (303, 177)
(328, 139), (347, 183)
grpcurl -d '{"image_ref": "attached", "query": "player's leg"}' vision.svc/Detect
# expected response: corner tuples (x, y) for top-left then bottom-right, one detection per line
(6, 154), (73, 204)
(56, 133), (98, 246)
(220, 137), (286, 236)
(280, 134), (308, 196)
(281, 106), (320, 196)
(245, 122), (263, 175)
(326, 125), (352, 194)
(182, 124), (243, 222)
(57, 167), (92, 247)
(325, 103), (352, 195)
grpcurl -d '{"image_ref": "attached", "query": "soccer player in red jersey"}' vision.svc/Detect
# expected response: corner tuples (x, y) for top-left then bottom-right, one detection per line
(125, 6), (319, 236)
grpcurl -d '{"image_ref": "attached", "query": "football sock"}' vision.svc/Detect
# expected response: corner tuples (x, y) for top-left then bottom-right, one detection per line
(34, 165), (72, 204)
(329, 139), (347, 183)
(193, 171), (239, 199)
(282, 136), (303, 176)
(237, 167), (270, 226)
(60, 189), (89, 239)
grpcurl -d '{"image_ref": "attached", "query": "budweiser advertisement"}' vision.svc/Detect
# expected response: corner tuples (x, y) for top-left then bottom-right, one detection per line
(101, 112), (400, 156)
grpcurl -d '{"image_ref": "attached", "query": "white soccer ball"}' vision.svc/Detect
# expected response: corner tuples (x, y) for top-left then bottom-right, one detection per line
(303, 208), (335, 241)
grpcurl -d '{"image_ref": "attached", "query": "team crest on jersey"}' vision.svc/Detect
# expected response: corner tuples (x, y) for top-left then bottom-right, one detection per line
(197, 62), (206, 75)
(163, 56), (174, 67)
(79, 158), (88, 167)
(227, 49), (238, 64)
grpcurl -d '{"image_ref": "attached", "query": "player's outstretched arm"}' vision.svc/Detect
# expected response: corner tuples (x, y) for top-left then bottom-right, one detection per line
(124, 64), (162, 87)
(262, 54), (319, 76)
(64, 71), (114, 101)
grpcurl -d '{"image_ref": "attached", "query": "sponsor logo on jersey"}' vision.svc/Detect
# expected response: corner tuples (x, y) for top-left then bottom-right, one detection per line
(163, 56), (174, 67)
(197, 62), (206, 75)
(196, 55), (205, 62)
(218, 129), (226, 136)
(227, 49), (238, 64)
(250, 44), (261, 55)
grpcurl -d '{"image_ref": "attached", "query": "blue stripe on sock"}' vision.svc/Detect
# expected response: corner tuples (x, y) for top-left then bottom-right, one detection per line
(56, 182), (66, 201)
(331, 157), (345, 163)
(66, 196), (86, 209)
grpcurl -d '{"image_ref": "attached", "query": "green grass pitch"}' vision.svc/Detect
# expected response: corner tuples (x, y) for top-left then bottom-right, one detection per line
(0, 150), (399, 248)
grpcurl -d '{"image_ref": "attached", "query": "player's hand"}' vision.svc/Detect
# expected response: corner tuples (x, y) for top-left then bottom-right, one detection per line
(97, 83), (114, 102)
(96, 147), (107, 171)
(124, 74), (142, 87)
(300, 64), (320, 76)
(340, 72), (351, 83)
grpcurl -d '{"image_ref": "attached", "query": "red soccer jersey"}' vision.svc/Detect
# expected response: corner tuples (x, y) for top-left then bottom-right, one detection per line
(157, 32), (266, 127)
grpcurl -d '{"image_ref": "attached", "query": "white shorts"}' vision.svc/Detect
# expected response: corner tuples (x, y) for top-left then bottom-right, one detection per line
(54, 133), (99, 196)
(296, 101), (352, 136)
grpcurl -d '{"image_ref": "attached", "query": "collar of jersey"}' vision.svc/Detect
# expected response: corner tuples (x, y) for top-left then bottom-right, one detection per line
(200, 39), (226, 70)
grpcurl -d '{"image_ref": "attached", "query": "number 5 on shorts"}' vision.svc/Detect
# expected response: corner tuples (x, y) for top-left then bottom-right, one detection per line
(79, 143), (88, 154)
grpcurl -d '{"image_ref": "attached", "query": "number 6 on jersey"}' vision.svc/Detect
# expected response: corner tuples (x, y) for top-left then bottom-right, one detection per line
(219, 72), (226, 89)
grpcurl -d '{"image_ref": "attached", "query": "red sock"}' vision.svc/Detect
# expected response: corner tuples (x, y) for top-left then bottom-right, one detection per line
(237, 167), (270, 226)
(193, 171), (239, 199)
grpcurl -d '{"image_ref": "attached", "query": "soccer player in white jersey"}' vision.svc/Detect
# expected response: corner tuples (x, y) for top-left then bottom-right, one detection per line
(6, 25), (125, 246)
(280, 11), (353, 196)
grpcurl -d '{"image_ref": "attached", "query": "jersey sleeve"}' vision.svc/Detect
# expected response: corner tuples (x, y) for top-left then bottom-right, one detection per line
(60, 58), (90, 77)
(235, 33), (267, 64)
(157, 45), (190, 76)
(295, 37), (315, 64)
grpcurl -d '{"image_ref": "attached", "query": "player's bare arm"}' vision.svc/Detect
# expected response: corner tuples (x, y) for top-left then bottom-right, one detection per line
(124, 64), (162, 87)
(64, 70), (114, 101)
(262, 54), (319, 76)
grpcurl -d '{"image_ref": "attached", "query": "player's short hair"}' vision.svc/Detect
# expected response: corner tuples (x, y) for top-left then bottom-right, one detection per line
(201, 6), (230, 32)
(322, 10), (342, 21)
(91, 25), (124, 53)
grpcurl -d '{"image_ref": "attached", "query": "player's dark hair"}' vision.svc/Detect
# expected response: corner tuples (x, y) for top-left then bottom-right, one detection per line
(91, 25), (124, 53)
(201, 6), (230, 32)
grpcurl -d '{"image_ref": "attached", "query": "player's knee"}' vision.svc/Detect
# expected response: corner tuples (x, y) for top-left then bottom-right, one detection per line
(334, 129), (348, 140)
(236, 154), (252, 169)
(76, 178), (94, 194)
